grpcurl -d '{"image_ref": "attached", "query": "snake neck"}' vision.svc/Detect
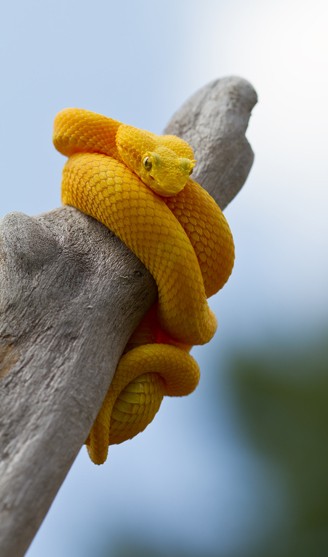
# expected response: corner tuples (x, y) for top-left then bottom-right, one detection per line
(54, 108), (197, 198)
(53, 108), (122, 159)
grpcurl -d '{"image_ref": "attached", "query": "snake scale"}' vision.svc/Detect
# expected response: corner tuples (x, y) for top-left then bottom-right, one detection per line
(53, 108), (235, 464)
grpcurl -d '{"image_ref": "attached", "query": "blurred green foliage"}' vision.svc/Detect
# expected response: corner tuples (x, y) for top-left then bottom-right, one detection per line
(98, 542), (202, 557)
(230, 331), (328, 557)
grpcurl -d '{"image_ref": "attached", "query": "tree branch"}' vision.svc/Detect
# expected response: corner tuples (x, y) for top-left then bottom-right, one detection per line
(0, 76), (257, 557)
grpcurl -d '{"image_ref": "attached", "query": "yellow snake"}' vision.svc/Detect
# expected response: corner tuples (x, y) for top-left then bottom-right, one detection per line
(53, 108), (234, 464)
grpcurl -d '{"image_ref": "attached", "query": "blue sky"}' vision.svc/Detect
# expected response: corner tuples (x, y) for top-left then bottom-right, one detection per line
(1, 1), (328, 555)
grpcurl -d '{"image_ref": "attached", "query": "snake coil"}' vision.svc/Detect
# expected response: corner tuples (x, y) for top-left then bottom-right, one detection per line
(53, 108), (234, 464)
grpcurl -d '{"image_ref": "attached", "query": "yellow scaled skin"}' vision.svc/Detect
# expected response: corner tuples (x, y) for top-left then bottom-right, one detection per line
(53, 108), (235, 464)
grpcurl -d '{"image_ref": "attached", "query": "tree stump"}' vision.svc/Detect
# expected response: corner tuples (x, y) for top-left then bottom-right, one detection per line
(0, 76), (257, 557)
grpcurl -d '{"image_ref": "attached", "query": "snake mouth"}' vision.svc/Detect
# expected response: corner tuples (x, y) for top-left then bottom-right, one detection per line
(147, 177), (186, 197)
(143, 168), (188, 197)
(143, 173), (158, 190)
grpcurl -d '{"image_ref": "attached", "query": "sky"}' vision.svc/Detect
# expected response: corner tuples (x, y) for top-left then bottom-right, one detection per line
(1, 1), (328, 556)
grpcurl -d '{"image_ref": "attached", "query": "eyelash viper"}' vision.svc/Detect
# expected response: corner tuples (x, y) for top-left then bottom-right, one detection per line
(53, 108), (235, 464)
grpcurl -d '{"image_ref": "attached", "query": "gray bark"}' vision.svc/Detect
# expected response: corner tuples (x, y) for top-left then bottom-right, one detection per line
(0, 76), (257, 557)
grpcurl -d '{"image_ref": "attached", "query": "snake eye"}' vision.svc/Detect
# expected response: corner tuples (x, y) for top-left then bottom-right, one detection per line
(143, 157), (152, 171)
(188, 168), (193, 176)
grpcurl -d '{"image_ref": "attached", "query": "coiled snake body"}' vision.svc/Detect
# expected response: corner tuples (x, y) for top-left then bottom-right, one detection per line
(53, 109), (234, 464)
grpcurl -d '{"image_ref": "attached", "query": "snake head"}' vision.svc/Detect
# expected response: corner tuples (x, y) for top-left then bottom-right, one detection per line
(140, 147), (195, 196)
(117, 125), (196, 197)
